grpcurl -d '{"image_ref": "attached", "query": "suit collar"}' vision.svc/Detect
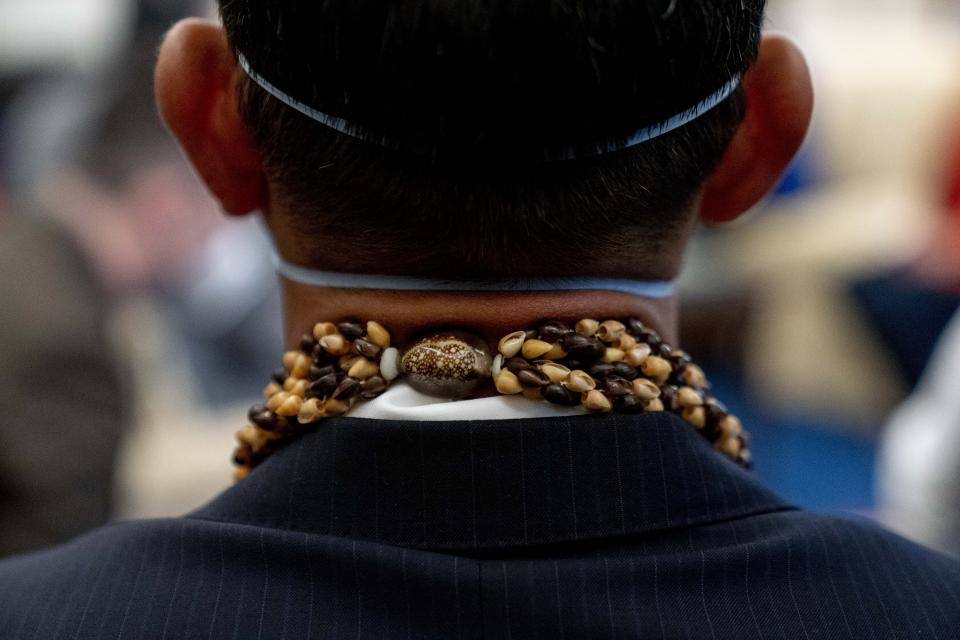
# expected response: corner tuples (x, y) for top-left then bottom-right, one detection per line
(192, 413), (793, 550)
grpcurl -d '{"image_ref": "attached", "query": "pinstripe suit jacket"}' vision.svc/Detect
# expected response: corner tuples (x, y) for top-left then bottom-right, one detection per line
(1, 413), (958, 639)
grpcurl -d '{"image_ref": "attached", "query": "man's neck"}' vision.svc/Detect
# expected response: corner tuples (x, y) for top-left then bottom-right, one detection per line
(281, 278), (678, 350)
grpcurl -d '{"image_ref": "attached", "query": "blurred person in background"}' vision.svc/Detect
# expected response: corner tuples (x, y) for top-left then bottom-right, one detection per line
(1, 1), (959, 638)
(0, 0), (280, 554)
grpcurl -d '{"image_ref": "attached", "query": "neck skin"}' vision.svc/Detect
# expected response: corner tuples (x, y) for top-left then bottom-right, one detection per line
(281, 279), (679, 351)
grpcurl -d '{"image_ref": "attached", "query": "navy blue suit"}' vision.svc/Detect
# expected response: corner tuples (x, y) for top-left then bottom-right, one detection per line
(2, 413), (958, 638)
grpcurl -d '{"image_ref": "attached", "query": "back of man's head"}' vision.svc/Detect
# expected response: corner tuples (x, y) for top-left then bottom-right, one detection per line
(162, 1), (808, 279)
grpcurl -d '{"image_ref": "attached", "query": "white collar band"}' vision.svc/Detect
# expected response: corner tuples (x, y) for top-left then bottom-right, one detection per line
(237, 54), (740, 160)
(273, 251), (676, 299)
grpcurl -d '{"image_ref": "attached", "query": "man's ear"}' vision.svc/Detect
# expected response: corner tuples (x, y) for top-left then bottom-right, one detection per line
(155, 19), (268, 215)
(699, 33), (813, 224)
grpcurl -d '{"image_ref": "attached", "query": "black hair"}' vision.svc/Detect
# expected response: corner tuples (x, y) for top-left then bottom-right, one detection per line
(218, 0), (765, 277)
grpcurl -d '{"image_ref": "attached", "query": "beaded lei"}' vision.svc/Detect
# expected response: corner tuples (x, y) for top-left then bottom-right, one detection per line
(234, 318), (751, 480)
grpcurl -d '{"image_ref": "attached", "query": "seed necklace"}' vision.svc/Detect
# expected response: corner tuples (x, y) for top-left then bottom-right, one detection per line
(233, 318), (751, 480)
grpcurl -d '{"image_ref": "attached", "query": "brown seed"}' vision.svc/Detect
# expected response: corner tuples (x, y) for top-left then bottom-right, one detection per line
(676, 387), (704, 408)
(299, 334), (317, 353)
(309, 373), (341, 398)
(575, 319), (600, 337)
(267, 391), (291, 412)
(565, 370), (597, 393)
(544, 343), (568, 360)
(320, 334), (352, 356)
(632, 379), (661, 402)
(624, 344), (653, 367)
(348, 358), (380, 380)
(539, 362), (571, 384)
(361, 376), (387, 399)
(720, 416), (743, 440)
(602, 348), (626, 363)
(544, 383), (579, 406)
(495, 370), (524, 395)
(291, 353), (312, 379)
(235, 425), (262, 447)
(249, 407), (286, 432)
(325, 398), (351, 415)
(523, 386), (544, 401)
(615, 333), (638, 351)
(683, 364), (708, 389)
(276, 395), (303, 417)
(646, 398), (665, 412)
(283, 376), (297, 392)
(603, 376), (633, 397)
(498, 331), (527, 358)
(313, 322), (338, 340)
(289, 379), (310, 398)
(353, 338), (382, 360)
(683, 406), (707, 429)
(583, 390), (613, 412)
(518, 368), (550, 388)
(718, 436), (741, 458)
(597, 320), (626, 343)
(641, 356), (672, 384)
(338, 321), (364, 341)
(563, 333), (607, 362)
(365, 321), (391, 349)
(333, 377), (361, 400)
(521, 339), (553, 360)
(538, 321), (570, 343)
(262, 382), (282, 399)
(298, 398), (325, 424)
(282, 351), (299, 371)
(339, 355), (362, 372)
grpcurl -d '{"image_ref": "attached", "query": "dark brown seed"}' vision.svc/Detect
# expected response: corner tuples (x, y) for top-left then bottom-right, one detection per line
(309, 373), (341, 398)
(638, 330), (663, 349)
(670, 352), (693, 368)
(312, 343), (336, 363)
(660, 385), (679, 410)
(539, 320), (571, 343)
(543, 383), (579, 406)
(524, 329), (538, 340)
(615, 394), (646, 414)
(603, 376), (633, 397)
(337, 321), (364, 341)
(518, 369), (550, 388)
(627, 317), (646, 334)
(506, 357), (536, 375)
(249, 408), (287, 432)
(611, 362), (638, 380)
(657, 344), (673, 358)
(272, 368), (288, 385)
(310, 364), (336, 381)
(563, 333), (607, 362)
(299, 334), (317, 353)
(361, 376), (387, 400)
(701, 418), (723, 442)
(588, 363), (616, 379)
(705, 402), (727, 425)
(233, 444), (254, 466)
(333, 377), (361, 400)
(353, 338), (383, 360)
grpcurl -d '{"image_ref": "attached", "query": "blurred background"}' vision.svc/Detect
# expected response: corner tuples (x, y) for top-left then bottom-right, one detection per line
(1, 0), (959, 558)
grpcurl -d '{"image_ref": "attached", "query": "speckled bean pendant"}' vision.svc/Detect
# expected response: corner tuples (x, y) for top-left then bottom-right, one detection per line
(400, 331), (493, 398)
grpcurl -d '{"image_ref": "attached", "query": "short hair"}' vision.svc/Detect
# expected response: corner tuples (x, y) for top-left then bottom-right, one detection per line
(218, 0), (765, 277)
